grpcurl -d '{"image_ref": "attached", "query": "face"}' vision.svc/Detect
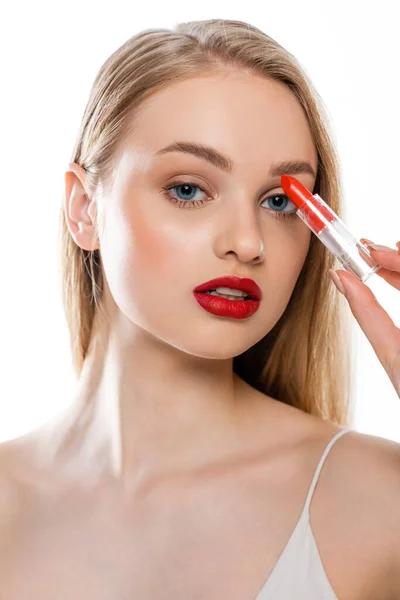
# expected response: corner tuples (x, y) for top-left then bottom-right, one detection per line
(79, 72), (318, 358)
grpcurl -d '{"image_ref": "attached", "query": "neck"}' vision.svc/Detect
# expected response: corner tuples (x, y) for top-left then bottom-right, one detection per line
(33, 305), (265, 495)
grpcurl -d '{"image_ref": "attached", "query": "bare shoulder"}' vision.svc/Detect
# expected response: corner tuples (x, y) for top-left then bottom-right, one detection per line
(308, 424), (400, 600)
(337, 429), (400, 585)
(323, 426), (400, 529)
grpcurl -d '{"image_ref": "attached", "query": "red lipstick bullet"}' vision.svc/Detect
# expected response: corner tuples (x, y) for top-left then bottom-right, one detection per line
(281, 175), (334, 234)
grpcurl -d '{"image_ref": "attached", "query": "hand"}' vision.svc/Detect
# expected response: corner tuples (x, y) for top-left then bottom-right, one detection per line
(328, 239), (400, 397)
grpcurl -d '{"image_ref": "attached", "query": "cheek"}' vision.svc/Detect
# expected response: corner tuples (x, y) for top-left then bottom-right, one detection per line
(99, 199), (197, 315)
(254, 229), (310, 335)
(131, 217), (189, 286)
(268, 228), (311, 300)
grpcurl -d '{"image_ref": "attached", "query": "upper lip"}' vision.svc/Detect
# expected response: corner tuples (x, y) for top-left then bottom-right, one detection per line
(193, 276), (262, 300)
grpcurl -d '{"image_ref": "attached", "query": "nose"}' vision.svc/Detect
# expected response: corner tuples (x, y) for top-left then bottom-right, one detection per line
(224, 237), (265, 264)
(214, 194), (267, 264)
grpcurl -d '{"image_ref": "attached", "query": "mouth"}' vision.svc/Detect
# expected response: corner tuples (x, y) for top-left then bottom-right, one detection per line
(193, 276), (262, 301)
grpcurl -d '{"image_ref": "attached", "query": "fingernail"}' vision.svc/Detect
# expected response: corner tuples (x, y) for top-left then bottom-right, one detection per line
(329, 269), (346, 295)
(365, 243), (395, 252)
(396, 241), (400, 253)
(360, 238), (374, 246)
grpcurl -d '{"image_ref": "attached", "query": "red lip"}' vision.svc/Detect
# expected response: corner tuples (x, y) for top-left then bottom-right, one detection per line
(193, 276), (262, 300)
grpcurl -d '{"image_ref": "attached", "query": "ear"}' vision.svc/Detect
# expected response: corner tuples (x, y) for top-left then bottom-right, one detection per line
(64, 162), (100, 251)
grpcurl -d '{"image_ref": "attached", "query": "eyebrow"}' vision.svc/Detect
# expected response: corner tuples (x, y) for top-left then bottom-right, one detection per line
(155, 141), (317, 178)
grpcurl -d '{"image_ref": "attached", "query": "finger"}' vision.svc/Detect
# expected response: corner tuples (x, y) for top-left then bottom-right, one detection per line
(360, 238), (400, 255)
(358, 241), (400, 289)
(374, 266), (400, 290)
(365, 246), (400, 272)
(334, 269), (400, 373)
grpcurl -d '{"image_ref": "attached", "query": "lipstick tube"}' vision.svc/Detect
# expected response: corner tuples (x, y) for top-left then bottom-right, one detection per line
(281, 176), (382, 283)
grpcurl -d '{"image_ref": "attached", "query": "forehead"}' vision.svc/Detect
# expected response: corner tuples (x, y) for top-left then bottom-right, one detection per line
(118, 73), (318, 173)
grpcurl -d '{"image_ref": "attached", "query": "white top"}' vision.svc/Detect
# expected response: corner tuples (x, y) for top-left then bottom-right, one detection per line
(253, 427), (351, 600)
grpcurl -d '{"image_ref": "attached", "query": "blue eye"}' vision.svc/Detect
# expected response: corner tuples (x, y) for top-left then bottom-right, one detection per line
(161, 182), (209, 209)
(172, 184), (204, 201)
(262, 193), (296, 213)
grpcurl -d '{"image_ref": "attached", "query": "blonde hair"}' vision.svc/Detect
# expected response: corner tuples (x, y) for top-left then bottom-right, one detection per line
(59, 18), (352, 427)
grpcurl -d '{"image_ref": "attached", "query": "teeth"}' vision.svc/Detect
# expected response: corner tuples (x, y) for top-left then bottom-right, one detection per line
(205, 288), (250, 300)
(207, 292), (246, 300)
(214, 287), (247, 297)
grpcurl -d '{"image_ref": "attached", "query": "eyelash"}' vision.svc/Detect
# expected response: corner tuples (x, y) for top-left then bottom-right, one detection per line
(161, 180), (298, 221)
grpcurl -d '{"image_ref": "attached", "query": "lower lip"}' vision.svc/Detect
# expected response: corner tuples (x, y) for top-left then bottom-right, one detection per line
(193, 292), (260, 319)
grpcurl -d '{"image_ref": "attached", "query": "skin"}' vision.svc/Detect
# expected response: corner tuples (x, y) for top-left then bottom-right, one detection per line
(52, 70), (318, 494)
(4, 71), (397, 598)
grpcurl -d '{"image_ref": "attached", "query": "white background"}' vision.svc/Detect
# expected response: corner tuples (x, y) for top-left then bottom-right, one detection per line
(0, 0), (399, 442)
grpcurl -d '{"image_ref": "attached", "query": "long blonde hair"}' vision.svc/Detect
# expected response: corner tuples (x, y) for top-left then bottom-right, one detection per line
(59, 18), (352, 427)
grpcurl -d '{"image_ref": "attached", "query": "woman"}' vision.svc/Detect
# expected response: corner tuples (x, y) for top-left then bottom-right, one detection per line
(1, 18), (399, 599)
